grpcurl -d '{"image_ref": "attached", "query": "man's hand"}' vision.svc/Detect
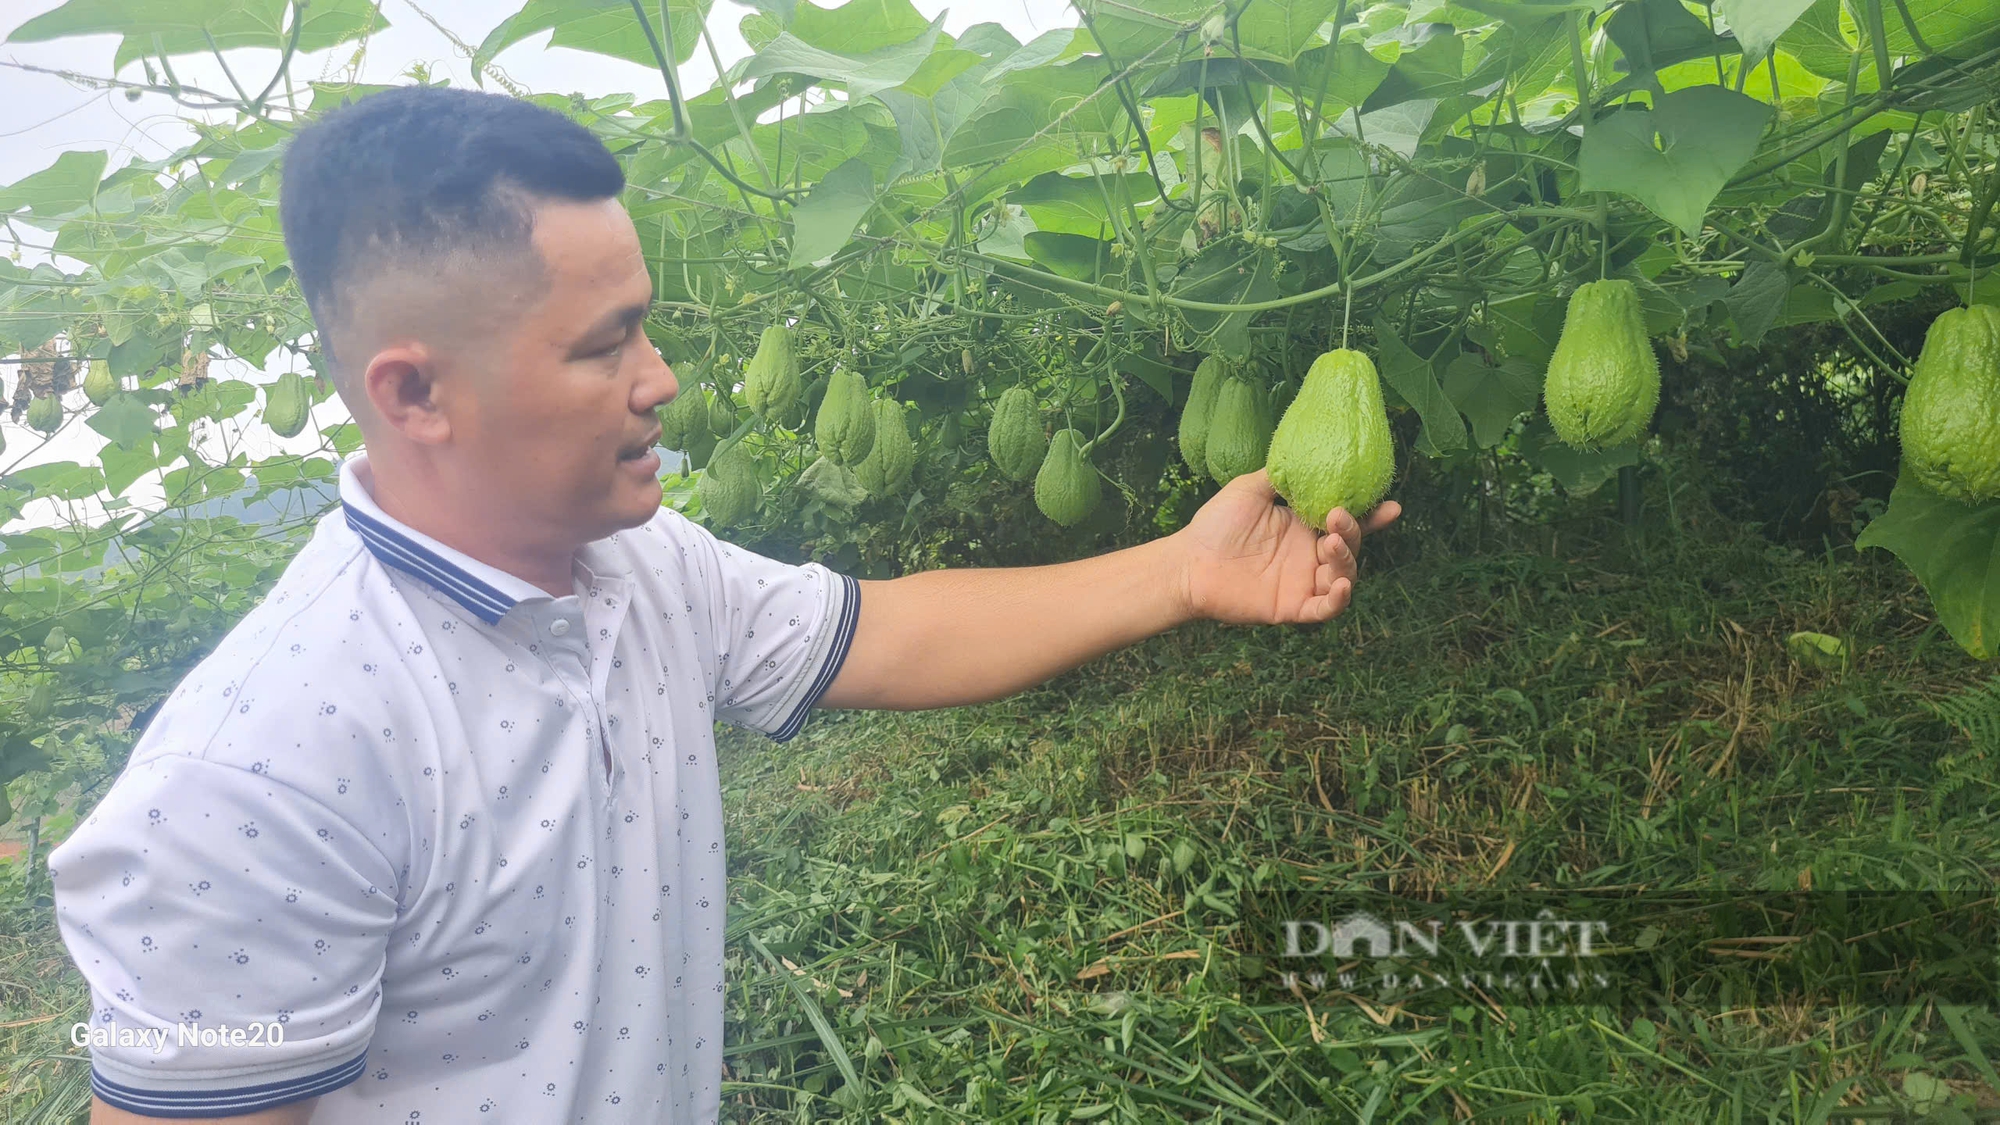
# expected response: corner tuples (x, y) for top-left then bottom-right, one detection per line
(1173, 468), (1402, 625)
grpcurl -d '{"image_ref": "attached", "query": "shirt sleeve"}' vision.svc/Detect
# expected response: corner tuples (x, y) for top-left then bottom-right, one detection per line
(657, 509), (860, 742)
(48, 754), (398, 1117)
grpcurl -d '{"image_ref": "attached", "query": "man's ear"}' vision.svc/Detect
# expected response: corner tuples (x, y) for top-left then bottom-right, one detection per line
(360, 342), (453, 448)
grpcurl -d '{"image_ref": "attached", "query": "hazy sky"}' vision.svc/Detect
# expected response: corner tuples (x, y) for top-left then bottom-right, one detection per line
(0, 0), (1079, 533)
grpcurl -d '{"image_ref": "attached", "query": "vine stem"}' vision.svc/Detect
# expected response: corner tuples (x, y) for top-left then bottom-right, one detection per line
(931, 211), (1530, 315)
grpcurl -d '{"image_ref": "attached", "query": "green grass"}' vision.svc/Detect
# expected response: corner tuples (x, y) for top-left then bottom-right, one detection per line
(5, 481), (1999, 1123)
(711, 492), (2000, 1122)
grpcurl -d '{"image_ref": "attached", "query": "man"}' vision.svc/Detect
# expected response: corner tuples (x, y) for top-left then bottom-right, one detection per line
(49, 86), (1399, 1123)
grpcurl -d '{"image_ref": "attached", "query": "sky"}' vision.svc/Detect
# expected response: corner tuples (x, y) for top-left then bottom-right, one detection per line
(0, 0), (1079, 535)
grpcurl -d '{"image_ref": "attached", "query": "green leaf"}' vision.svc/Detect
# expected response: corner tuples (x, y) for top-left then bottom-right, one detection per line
(475, 0), (712, 74)
(738, 12), (946, 100)
(98, 435), (161, 498)
(1234, 0), (1343, 62)
(1605, 0), (1736, 80)
(1856, 478), (2000, 661)
(788, 157), (876, 268)
(1327, 98), (1438, 160)
(877, 65), (992, 181)
(1578, 85), (1774, 237)
(6, 0), (387, 72)
(1440, 352), (1539, 448)
(1885, 0), (2000, 56)
(1009, 172), (1156, 238)
(1076, 0), (1214, 65)
(1022, 232), (1113, 283)
(1776, 0), (1860, 85)
(788, 0), (931, 56)
(1717, 0), (1818, 63)
(1360, 25), (1467, 112)
(1723, 259), (1794, 345)
(1519, 417), (1639, 493)
(85, 392), (160, 452)
(1373, 317), (1468, 453)
(0, 151), (105, 228)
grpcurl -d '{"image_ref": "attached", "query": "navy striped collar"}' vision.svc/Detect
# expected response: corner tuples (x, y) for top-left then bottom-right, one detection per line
(336, 452), (551, 625)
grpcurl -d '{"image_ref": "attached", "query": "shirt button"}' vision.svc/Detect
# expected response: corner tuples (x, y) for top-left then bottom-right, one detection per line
(550, 619), (571, 637)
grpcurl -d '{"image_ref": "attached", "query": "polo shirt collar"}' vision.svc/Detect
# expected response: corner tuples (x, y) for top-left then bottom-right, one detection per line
(337, 450), (560, 626)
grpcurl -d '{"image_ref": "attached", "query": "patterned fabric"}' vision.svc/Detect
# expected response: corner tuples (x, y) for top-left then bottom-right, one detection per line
(49, 450), (860, 1122)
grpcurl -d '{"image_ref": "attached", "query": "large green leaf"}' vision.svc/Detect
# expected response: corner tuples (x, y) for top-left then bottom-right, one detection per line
(1440, 352), (1540, 448)
(1717, 0), (1818, 63)
(1077, 0), (1221, 65)
(1518, 417), (1639, 494)
(1234, 0), (1343, 62)
(1776, 0), (1861, 85)
(738, 12), (946, 100)
(0, 151), (105, 229)
(1857, 478), (2000, 661)
(787, 157), (876, 268)
(1578, 85), (1774, 236)
(6, 0), (386, 72)
(1374, 317), (1468, 453)
(787, 0), (932, 56)
(1604, 0), (1735, 80)
(1885, 0), (2000, 56)
(475, 0), (712, 74)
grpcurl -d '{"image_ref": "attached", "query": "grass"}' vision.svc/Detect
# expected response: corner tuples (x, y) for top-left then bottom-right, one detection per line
(4, 472), (1999, 1123)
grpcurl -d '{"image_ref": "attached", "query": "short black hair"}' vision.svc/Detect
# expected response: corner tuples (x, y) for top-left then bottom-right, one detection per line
(278, 84), (625, 364)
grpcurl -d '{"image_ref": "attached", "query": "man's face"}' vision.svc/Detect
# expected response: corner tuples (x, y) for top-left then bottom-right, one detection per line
(450, 196), (677, 546)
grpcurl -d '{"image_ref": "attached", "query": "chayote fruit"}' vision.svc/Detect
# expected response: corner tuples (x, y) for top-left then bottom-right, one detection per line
(83, 359), (116, 406)
(1543, 278), (1660, 451)
(1204, 375), (1271, 486)
(1266, 348), (1396, 531)
(1178, 355), (1227, 475)
(1034, 428), (1101, 527)
(698, 442), (761, 526)
(743, 324), (801, 422)
(264, 371), (311, 438)
(1900, 304), (2000, 503)
(24, 394), (62, 435)
(657, 382), (710, 455)
(987, 386), (1046, 482)
(815, 367), (876, 467)
(855, 398), (916, 498)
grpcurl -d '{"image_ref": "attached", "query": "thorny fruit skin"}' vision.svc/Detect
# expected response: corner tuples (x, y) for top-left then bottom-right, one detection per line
(1178, 355), (1227, 475)
(743, 324), (801, 422)
(1204, 375), (1271, 486)
(855, 398), (916, 498)
(1900, 304), (2000, 503)
(1543, 279), (1660, 451)
(816, 367), (876, 467)
(264, 372), (311, 438)
(1035, 428), (1102, 528)
(1267, 348), (1396, 531)
(987, 386), (1047, 482)
(24, 394), (62, 435)
(698, 443), (760, 526)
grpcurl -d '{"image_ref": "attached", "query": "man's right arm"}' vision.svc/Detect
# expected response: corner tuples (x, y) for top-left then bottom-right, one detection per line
(50, 754), (397, 1119)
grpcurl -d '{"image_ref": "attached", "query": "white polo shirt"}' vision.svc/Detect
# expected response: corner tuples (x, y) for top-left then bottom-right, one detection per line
(48, 449), (859, 1122)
